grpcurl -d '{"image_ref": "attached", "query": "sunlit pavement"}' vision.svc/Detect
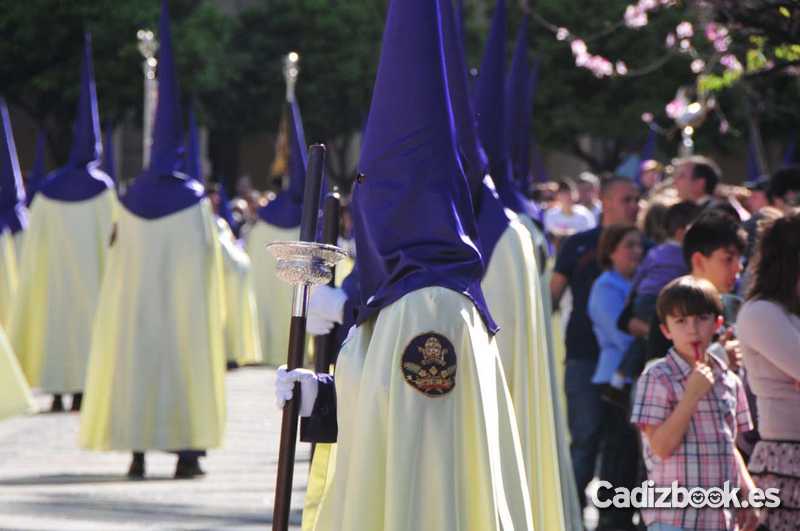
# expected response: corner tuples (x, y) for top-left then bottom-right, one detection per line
(0, 366), (307, 530)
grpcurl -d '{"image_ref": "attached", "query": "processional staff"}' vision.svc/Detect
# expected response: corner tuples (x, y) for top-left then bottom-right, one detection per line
(267, 143), (347, 530)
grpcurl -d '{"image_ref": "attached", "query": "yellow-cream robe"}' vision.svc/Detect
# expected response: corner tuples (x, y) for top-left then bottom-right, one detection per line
(0, 231), (18, 328)
(79, 200), (226, 451)
(308, 286), (533, 531)
(482, 217), (570, 531)
(10, 190), (114, 393)
(246, 221), (299, 366)
(514, 215), (584, 531)
(0, 325), (36, 420)
(12, 230), (24, 267)
(217, 219), (262, 366)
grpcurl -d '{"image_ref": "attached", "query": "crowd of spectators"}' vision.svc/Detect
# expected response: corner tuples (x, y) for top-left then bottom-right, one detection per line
(547, 158), (800, 530)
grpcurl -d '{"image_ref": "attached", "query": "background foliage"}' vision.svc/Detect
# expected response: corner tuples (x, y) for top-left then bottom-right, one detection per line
(1, 0), (798, 184)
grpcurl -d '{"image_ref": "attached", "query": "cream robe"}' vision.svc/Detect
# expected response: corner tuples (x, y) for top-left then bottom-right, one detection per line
(310, 286), (533, 531)
(482, 218), (570, 531)
(79, 200), (226, 451)
(513, 215), (583, 531)
(0, 231), (18, 328)
(246, 221), (299, 366)
(0, 325), (36, 419)
(10, 190), (114, 392)
(217, 219), (262, 366)
(12, 230), (24, 267)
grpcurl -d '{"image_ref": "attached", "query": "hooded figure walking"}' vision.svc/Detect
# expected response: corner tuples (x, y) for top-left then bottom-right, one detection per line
(0, 99), (26, 327)
(79, 0), (226, 479)
(246, 56), (310, 367)
(10, 34), (115, 413)
(0, 99), (36, 421)
(277, 0), (533, 528)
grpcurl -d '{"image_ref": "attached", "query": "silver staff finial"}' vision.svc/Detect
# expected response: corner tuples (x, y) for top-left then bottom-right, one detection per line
(266, 241), (348, 287)
(137, 29), (159, 168)
(284, 51), (300, 103)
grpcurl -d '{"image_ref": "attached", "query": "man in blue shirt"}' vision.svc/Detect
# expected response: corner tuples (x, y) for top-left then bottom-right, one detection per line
(550, 176), (639, 528)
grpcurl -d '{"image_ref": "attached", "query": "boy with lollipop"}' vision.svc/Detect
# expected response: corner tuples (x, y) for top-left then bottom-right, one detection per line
(631, 276), (761, 530)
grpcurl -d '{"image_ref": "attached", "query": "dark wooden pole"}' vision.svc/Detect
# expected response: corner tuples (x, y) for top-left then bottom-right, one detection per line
(310, 189), (341, 459)
(313, 189), (341, 376)
(272, 144), (326, 531)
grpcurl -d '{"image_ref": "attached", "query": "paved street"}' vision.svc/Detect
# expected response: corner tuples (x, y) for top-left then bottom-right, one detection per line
(0, 366), (308, 530)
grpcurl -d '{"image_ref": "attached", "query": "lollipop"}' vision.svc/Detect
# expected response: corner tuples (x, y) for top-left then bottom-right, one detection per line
(692, 341), (702, 363)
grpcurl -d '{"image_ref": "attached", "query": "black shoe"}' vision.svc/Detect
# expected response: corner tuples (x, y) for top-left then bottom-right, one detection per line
(174, 456), (205, 479)
(70, 393), (83, 412)
(226, 360), (239, 371)
(51, 394), (64, 413)
(601, 384), (631, 411)
(127, 452), (145, 479)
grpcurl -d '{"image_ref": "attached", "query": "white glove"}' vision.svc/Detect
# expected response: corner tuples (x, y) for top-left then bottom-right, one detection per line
(309, 285), (348, 324)
(275, 366), (319, 417)
(307, 312), (335, 336)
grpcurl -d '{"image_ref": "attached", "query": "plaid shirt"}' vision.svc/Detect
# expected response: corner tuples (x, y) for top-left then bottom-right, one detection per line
(631, 348), (753, 530)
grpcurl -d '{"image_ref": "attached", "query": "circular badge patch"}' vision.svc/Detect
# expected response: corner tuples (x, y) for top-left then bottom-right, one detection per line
(401, 332), (457, 397)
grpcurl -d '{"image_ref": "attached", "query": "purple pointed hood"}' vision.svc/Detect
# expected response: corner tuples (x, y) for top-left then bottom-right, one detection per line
(506, 16), (536, 187)
(39, 33), (112, 202)
(120, 0), (204, 219)
(475, 1), (541, 223)
(351, 0), (496, 333)
(746, 136), (765, 182)
(257, 97), (308, 228)
(441, 0), (510, 264)
(0, 99), (28, 234)
(454, 0), (466, 54)
(182, 107), (202, 181)
(25, 130), (47, 207)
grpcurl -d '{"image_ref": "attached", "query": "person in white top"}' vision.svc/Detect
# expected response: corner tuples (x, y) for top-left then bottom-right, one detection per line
(544, 179), (597, 247)
(577, 171), (603, 221)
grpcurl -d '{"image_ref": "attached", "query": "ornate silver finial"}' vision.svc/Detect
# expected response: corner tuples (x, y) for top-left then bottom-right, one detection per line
(283, 52), (300, 103)
(670, 87), (708, 157)
(266, 241), (349, 286)
(137, 29), (159, 168)
(137, 29), (159, 69)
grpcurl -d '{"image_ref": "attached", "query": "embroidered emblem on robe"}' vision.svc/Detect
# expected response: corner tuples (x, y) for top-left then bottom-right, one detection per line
(401, 333), (457, 396)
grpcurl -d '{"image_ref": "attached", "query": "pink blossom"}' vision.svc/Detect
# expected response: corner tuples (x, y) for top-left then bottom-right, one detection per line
(676, 21), (693, 39)
(574, 54), (614, 78)
(713, 36), (731, 53)
(641, 112), (654, 123)
(705, 23), (728, 42)
(665, 33), (676, 48)
(719, 120), (730, 134)
(720, 54), (743, 72)
(624, 5), (648, 28)
(556, 27), (570, 41)
(690, 59), (705, 73)
(665, 97), (687, 120)
(704, 22), (719, 41)
(587, 55), (605, 72)
(571, 39), (587, 56)
(679, 39), (692, 51)
(600, 58), (614, 77)
(615, 61), (629, 75)
(640, 0), (658, 10)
